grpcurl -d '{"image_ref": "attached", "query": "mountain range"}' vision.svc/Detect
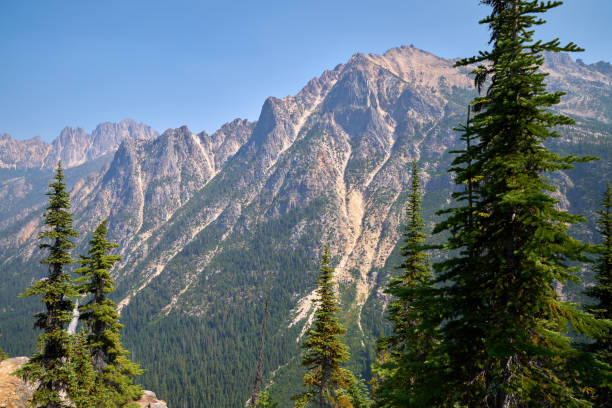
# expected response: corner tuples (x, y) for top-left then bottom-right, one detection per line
(0, 46), (610, 407)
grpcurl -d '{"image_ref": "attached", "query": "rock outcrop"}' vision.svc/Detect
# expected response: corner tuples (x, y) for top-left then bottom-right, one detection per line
(0, 357), (33, 408)
(0, 357), (168, 408)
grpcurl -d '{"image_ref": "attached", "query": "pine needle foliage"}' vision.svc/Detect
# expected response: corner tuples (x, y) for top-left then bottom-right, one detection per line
(372, 160), (438, 407)
(16, 162), (83, 408)
(293, 246), (352, 408)
(75, 220), (143, 408)
(425, 1), (609, 406)
(584, 183), (612, 406)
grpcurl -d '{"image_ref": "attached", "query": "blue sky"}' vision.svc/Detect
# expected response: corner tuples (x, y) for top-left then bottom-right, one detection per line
(1, 0), (610, 142)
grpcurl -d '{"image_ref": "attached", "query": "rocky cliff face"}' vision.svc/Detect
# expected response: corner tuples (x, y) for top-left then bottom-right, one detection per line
(0, 46), (610, 407)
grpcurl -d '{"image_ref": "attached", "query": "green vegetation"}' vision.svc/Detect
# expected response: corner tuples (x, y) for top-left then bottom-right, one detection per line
(75, 220), (143, 407)
(256, 390), (279, 408)
(293, 246), (371, 408)
(420, 0), (610, 406)
(14, 164), (143, 407)
(372, 161), (437, 407)
(16, 162), (85, 408)
(584, 183), (612, 406)
(1, 2), (612, 408)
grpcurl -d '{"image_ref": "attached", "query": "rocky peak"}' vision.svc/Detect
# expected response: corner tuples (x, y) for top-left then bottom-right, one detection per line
(586, 60), (612, 78)
(0, 120), (158, 170)
(0, 134), (50, 169)
(541, 52), (612, 123)
(201, 118), (255, 170)
(47, 126), (91, 168)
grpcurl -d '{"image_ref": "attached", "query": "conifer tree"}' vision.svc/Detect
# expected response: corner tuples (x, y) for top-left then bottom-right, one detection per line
(255, 390), (279, 408)
(293, 246), (352, 408)
(68, 331), (97, 408)
(17, 162), (83, 408)
(75, 220), (143, 407)
(584, 183), (612, 406)
(337, 369), (372, 408)
(424, 1), (609, 406)
(372, 160), (437, 407)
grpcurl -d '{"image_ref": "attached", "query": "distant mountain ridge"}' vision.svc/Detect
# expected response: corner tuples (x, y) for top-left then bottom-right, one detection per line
(0, 118), (158, 169)
(0, 46), (610, 407)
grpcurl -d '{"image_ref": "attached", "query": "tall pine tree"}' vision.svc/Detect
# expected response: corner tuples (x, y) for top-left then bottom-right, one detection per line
(74, 220), (143, 408)
(584, 183), (612, 406)
(17, 162), (82, 408)
(425, 1), (608, 406)
(293, 246), (353, 408)
(372, 160), (437, 407)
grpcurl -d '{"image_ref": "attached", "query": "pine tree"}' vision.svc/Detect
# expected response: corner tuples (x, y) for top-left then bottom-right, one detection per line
(17, 162), (82, 408)
(584, 183), (612, 406)
(293, 246), (352, 408)
(424, 1), (609, 406)
(74, 220), (143, 407)
(372, 160), (438, 407)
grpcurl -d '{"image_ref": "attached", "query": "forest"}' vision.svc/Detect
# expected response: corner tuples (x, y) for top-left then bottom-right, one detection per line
(1, 1), (611, 407)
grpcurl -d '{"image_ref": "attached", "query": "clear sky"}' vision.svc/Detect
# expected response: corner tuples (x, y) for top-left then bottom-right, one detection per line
(1, 0), (610, 142)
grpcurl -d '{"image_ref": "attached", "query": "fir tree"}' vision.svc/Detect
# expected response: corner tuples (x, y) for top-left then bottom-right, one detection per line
(372, 160), (438, 407)
(584, 183), (612, 406)
(17, 162), (82, 408)
(75, 220), (143, 407)
(425, 1), (609, 406)
(293, 246), (352, 408)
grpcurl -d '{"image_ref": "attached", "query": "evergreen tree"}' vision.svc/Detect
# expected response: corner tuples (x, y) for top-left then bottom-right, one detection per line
(337, 370), (372, 408)
(250, 286), (271, 407)
(372, 160), (438, 407)
(255, 390), (279, 408)
(68, 331), (97, 408)
(424, 1), (609, 406)
(17, 162), (82, 408)
(75, 220), (143, 407)
(584, 183), (612, 406)
(293, 246), (352, 408)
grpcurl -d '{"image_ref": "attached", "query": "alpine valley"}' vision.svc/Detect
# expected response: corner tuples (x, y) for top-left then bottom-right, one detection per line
(0, 46), (610, 407)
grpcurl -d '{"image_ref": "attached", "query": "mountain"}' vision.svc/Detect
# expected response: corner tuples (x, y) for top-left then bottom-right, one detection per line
(0, 118), (157, 170)
(0, 46), (610, 407)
